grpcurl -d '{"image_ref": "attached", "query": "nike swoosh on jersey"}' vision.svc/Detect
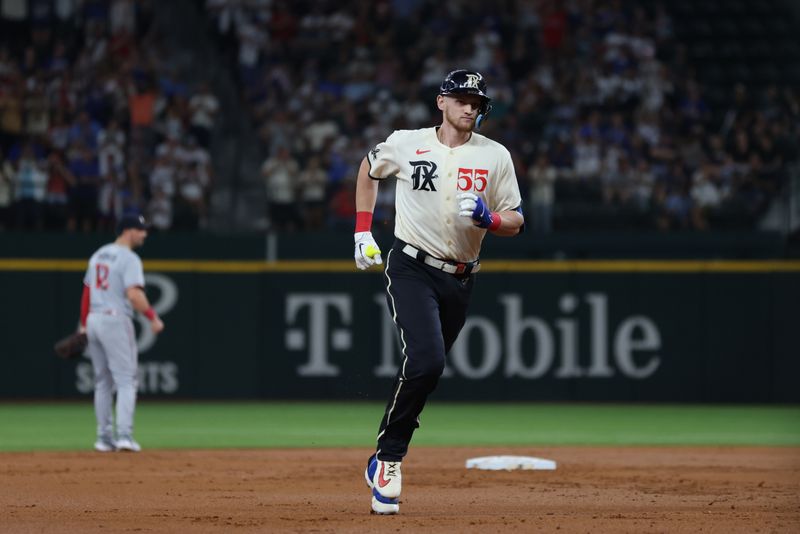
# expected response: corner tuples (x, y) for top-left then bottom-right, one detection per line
(415, 149), (431, 154)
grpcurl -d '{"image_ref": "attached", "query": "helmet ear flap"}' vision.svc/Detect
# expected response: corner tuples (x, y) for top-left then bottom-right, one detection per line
(476, 101), (492, 131)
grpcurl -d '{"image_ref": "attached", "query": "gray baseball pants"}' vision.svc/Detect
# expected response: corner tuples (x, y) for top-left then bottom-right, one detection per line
(86, 312), (139, 440)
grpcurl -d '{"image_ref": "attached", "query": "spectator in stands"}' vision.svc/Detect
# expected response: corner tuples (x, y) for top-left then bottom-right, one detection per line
(678, 124), (707, 170)
(690, 162), (723, 230)
(236, 16), (266, 90)
(182, 135), (212, 187)
(657, 183), (692, 231)
(602, 153), (634, 206)
(754, 132), (784, 195)
(127, 76), (158, 146)
(44, 150), (75, 230)
(0, 147), (13, 228)
(96, 149), (127, 231)
(678, 81), (710, 130)
(155, 135), (183, 167)
(67, 143), (99, 232)
(172, 165), (202, 230)
(156, 100), (187, 145)
(629, 159), (656, 213)
(149, 154), (176, 198)
(261, 145), (300, 231)
(572, 130), (602, 186)
(297, 155), (327, 230)
(327, 177), (356, 232)
(97, 118), (125, 170)
(182, 135), (212, 212)
(146, 186), (172, 231)
(12, 142), (47, 229)
(188, 81), (218, 149)
(527, 153), (557, 233)
(0, 76), (23, 151)
(374, 181), (395, 228)
(731, 166), (766, 221)
(47, 110), (70, 152)
(304, 108), (341, 154)
(110, 0), (136, 36)
(68, 111), (101, 151)
(23, 81), (49, 138)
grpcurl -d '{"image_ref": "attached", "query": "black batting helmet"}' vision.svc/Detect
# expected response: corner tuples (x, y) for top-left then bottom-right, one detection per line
(439, 69), (492, 129)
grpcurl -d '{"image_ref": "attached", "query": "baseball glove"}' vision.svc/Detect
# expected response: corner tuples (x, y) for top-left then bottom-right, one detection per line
(53, 332), (87, 359)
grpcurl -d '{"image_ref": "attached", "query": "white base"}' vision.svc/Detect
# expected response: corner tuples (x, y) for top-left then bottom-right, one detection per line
(465, 455), (556, 471)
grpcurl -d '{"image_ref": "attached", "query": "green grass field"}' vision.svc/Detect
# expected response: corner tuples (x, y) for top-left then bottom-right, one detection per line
(0, 402), (798, 452)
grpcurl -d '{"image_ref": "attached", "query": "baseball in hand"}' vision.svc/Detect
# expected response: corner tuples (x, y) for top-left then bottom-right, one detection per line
(365, 245), (381, 258)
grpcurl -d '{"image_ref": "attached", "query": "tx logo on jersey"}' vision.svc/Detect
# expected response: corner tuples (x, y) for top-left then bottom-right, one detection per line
(369, 146), (381, 160)
(410, 160), (438, 191)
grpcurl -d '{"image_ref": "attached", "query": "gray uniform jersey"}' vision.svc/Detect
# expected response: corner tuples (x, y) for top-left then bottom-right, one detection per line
(84, 244), (145, 317)
(84, 242), (145, 441)
(367, 127), (522, 262)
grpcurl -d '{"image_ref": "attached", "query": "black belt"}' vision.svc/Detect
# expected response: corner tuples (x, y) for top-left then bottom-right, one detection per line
(398, 241), (480, 275)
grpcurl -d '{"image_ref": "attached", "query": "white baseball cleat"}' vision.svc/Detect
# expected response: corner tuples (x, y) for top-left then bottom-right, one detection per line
(371, 489), (400, 515)
(371, 459), (402, 499)
(93, 438), (116, 452)
(365, 454), (401, 514)
(115, 436), (142, 452)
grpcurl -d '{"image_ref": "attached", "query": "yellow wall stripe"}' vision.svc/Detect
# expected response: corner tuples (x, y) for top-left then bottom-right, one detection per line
(1, 258), (799, 273)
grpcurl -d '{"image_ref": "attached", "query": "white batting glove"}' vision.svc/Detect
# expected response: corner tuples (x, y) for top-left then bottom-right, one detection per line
(354, 232), (383, 270)
(457, 192), (479, 218)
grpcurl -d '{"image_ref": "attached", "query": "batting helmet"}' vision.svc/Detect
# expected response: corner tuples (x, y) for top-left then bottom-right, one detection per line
(439, 69), (493, 129)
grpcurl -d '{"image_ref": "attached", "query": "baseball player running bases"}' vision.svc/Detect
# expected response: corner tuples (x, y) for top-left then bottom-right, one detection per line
(80, 214), (164, 452)
(354, 70), (524, 514)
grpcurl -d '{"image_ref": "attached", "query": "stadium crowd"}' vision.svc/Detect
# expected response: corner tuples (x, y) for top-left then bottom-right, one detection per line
(0, 0), (217, 232)
(207, 0), (798, 233)
(1, 0), (797, 234)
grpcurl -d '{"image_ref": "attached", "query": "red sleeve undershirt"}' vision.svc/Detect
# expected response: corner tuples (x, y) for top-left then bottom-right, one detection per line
(80, 284), (90, 327)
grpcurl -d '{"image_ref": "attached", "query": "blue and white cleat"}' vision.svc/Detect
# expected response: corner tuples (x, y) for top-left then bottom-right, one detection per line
(371, 487), (399, 515)
(365, 454), (402, 514)
(365, 454), (377, 488)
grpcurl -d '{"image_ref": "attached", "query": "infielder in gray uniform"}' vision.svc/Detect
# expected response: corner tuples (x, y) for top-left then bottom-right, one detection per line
(354, 70), (525, 514)
(79, 214), (164, 452)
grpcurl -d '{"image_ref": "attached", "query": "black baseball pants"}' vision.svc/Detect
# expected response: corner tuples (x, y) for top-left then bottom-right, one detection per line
(375, 239), (474, 462)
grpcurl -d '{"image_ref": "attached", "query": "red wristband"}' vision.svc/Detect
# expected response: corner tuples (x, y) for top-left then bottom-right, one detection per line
(144, 308), (157, 321)
(488, 212), (502, 231)
(355, 211), (373, 233)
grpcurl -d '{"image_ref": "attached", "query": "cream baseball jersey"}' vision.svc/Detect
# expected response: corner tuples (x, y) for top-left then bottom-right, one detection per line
(367, 127), (522, 262)
(84, 243), (145, 317)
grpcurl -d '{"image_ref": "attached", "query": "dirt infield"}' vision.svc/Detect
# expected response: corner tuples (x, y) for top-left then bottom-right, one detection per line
(1, 447), (798, 533)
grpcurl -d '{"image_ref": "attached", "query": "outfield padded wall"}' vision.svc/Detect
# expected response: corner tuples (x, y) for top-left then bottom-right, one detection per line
(1, 259), (798, 402)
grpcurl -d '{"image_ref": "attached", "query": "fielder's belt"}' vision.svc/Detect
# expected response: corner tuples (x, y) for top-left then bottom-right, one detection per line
(400, 242), (480, 275)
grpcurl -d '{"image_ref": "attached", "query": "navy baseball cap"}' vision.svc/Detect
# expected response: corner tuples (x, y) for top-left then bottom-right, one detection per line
(116, 214), (149, 234)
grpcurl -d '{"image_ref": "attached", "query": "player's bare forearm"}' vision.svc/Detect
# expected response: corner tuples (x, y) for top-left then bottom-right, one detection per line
(490, 210), (524, 236)
(126, 286), (164, 332)
(355, 157), (379, 214)
(126, 286), (153, 313)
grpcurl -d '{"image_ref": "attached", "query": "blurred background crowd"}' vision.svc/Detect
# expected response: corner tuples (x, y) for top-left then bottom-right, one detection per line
(0, 0), (798, 237)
